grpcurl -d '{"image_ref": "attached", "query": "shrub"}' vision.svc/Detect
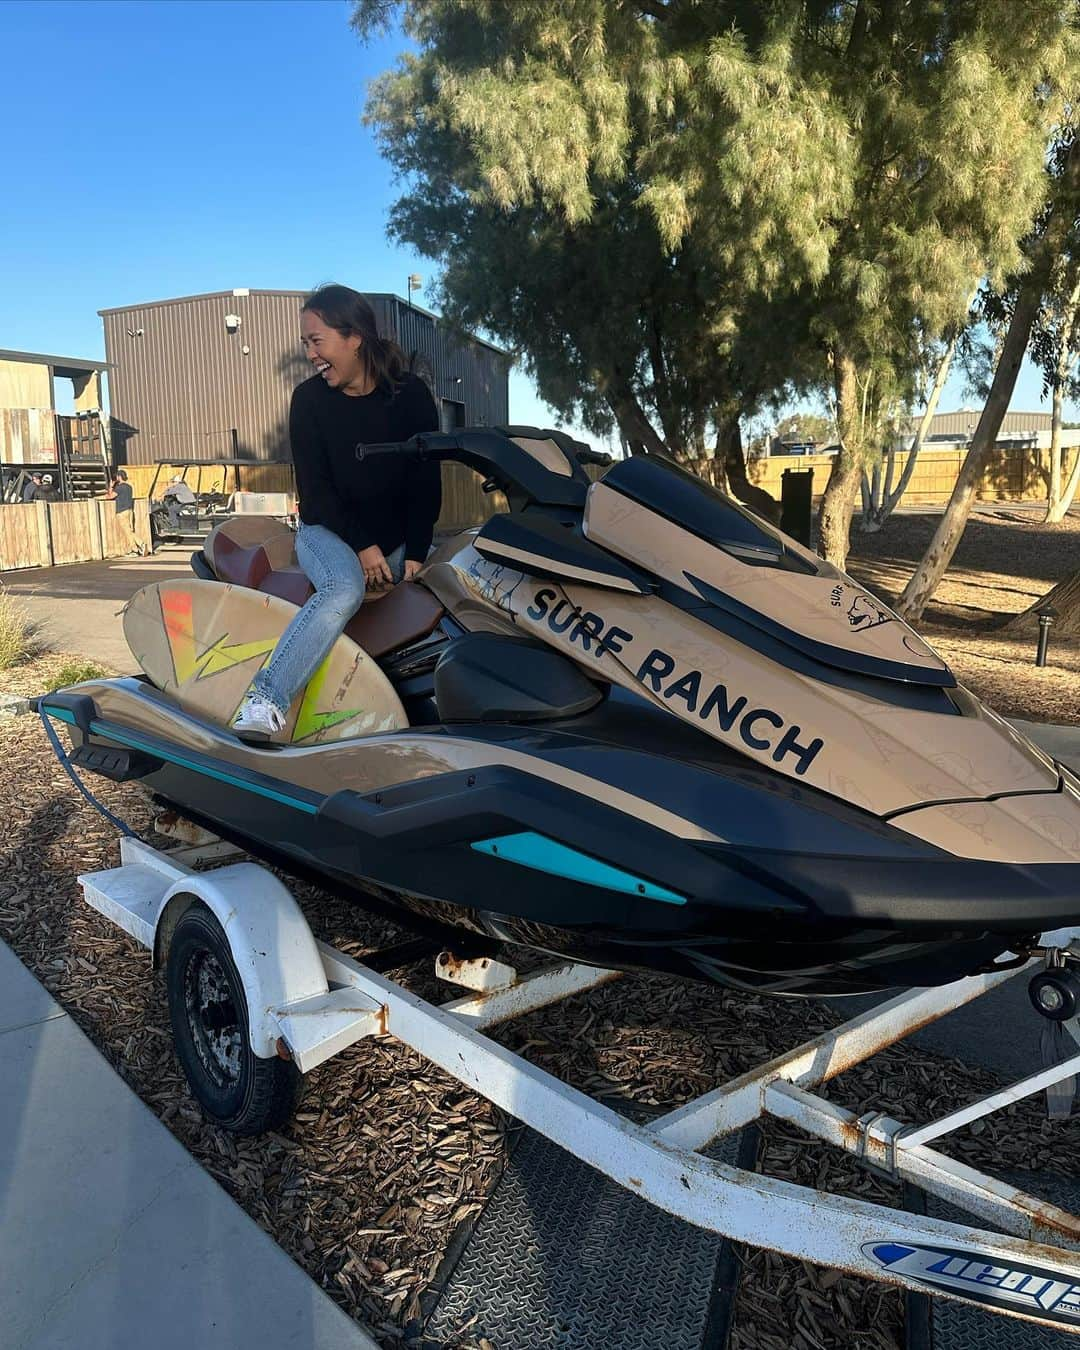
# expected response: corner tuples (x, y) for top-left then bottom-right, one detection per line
(0, 589), (40, 672)
(43, 661), (107, 691)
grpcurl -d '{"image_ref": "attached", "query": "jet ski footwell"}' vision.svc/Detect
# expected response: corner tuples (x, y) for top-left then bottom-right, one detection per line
(78, 831), (1080, 1337)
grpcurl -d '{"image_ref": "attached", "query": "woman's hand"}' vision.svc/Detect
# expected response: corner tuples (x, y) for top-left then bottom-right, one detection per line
(358, 544), (393, 589)
(404, 559), (423, 581)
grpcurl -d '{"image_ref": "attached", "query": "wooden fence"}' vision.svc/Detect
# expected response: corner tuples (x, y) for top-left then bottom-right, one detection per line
(743, 444), (1066, 507)
(0, 500), (151, 572)
(122, 463), (295, 499)
(120, 461), (508, 535)
(86, 442), (1070, 562)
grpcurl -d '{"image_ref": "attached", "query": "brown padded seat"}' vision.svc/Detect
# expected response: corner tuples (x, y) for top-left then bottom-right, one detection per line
(204, 517), (445, 659)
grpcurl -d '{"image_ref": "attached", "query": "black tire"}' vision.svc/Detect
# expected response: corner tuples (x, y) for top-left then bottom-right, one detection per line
(166, 901), (301, 1135)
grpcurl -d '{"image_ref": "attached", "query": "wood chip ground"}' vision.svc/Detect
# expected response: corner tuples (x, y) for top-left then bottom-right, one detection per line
(2, 508), (1078, 1349)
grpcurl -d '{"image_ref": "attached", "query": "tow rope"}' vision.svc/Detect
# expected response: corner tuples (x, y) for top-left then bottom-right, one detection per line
(39, 705), (140, 840)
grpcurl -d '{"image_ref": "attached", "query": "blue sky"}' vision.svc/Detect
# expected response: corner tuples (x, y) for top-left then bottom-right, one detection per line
(0, 0), (560, 426)
(0, 0), (1064, 432)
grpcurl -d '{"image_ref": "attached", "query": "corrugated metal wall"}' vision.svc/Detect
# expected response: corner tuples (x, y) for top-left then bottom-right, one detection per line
(923, 409), (1053, 438)
(102, 291), (309, 464)
(383, 298), (510, 428)
(102, 289), (509, 466)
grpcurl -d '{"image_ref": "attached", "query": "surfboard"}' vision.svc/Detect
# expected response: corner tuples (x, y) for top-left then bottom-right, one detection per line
(123, 579), (408, 746)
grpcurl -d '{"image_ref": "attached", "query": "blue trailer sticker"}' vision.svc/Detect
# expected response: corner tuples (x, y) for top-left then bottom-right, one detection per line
(865, 1242), (1080, 1326)
(524, 586), (824, 775)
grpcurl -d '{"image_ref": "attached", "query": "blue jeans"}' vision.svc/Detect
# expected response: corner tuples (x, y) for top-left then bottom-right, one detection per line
(251, 524), (405, 714)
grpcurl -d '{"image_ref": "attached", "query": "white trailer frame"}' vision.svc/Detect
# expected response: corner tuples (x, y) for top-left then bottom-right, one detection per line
(79, 834), (1080, 1336)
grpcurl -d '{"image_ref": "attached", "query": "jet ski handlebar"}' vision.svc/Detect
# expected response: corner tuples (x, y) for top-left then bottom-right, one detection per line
(356, 426), (607, 509)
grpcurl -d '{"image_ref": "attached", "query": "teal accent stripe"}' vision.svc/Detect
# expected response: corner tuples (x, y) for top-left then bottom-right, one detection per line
(41, 705), (319, 816)
(40, 705), (75, 725)
(94, 723), (320, 815)
(471, 831), (687, 905)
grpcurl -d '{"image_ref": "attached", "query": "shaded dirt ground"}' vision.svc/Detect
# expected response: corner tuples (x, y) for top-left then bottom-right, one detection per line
(847, 507), (1080, 724)
(2, 510), (1079, 1350)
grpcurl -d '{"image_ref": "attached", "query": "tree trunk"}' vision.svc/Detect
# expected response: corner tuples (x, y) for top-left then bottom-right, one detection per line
(1006, 570), (1080, 636)
(645, 317), (685, 454)
(895, 140), (1080, 622)
(1046, 372), (1066, 518)
(894, 276), (1050, 621)
(716, 415), (780, 521)
(818, 350), (864, 568)
(605, 374), (668, 457)
(1055, 441), (1080, 521)
(1045, 269), (1080, 523)
(861, 328), (959, 533)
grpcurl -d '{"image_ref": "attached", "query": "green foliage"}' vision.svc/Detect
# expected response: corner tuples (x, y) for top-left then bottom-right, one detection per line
(774, 414), (833, 447)
(0, 589), (39, 672)
(356, 0), (1078, 505)
(43, 661), (107, 691)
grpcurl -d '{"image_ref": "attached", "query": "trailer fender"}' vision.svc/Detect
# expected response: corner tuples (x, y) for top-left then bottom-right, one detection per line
(154, 862), (329, 1058)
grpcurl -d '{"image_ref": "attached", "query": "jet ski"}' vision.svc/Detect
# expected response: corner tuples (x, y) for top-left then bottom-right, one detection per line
(40, 426), (1080, 996)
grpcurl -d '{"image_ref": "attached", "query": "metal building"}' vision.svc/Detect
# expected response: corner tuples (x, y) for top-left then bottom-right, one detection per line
(99, 289), (511, 466)
(910, 408), (1053, 440)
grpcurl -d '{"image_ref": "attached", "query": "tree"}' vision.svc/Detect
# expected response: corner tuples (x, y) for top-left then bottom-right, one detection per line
(859, 316), (968, 534)
(1034, 257), (1080, 523)
(1007, 571), (1080, 638)
(358, 1), (850, 515)
(896, 135), (1080, 623)
(773, 413), (833, 448)
(356, 1), (1075, 561)
(807, 6), (1076, 568)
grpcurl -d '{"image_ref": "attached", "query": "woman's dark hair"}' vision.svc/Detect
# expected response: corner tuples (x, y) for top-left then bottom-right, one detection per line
(302, 284), (408, 392)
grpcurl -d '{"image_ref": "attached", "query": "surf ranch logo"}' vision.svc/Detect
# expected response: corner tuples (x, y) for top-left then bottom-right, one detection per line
(524, 586), (824, 776)
(866, 1241), (1080, 1327)
(830, 583), (893, 634)
(467, 558), (527, 613)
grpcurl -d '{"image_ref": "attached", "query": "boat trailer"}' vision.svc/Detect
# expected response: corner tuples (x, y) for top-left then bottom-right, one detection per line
(79, 831), (1080, 1338)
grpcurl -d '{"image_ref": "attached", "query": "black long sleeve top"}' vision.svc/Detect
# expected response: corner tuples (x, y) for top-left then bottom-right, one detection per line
(289, 372), (442, 560)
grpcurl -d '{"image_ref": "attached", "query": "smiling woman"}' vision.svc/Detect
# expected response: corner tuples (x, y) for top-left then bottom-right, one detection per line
(233, 283), (440, 740)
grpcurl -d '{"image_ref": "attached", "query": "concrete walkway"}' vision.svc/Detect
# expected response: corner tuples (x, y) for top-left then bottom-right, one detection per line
(0, 548), (194, 672)
(0, 939), (379, 1350)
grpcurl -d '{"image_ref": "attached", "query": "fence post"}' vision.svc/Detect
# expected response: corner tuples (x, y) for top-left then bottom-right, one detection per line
(135, 498), (151, 554)
(91, 501), (105, 560)
(36, 501), (53, 567)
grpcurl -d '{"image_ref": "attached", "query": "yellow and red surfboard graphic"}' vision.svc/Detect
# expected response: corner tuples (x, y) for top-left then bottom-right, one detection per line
(162, 588), (277, 685)
(125, 580), (407, 745)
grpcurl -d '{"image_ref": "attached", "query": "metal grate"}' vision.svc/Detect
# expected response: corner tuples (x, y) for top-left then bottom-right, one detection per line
(422, 1124), (752, 1350)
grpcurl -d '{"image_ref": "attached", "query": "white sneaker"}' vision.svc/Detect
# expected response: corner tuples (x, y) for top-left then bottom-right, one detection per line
(233, 692), (285, 741)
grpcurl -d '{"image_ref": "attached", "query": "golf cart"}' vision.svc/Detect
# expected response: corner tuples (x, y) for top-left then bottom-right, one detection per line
(146, 458), (295, 545)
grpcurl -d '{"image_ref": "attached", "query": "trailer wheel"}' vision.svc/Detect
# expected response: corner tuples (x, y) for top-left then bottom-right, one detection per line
(166, 902), (301, 1135)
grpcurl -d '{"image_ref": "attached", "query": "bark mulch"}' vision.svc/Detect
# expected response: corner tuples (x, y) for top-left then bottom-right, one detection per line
(2, 511), (1079, 1349)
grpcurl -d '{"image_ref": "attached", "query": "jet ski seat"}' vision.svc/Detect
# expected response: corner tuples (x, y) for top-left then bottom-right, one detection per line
(203, 517), (446, 660)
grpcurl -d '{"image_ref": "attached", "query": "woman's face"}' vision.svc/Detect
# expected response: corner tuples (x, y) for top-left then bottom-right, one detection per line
(300, 309), (368, 393)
